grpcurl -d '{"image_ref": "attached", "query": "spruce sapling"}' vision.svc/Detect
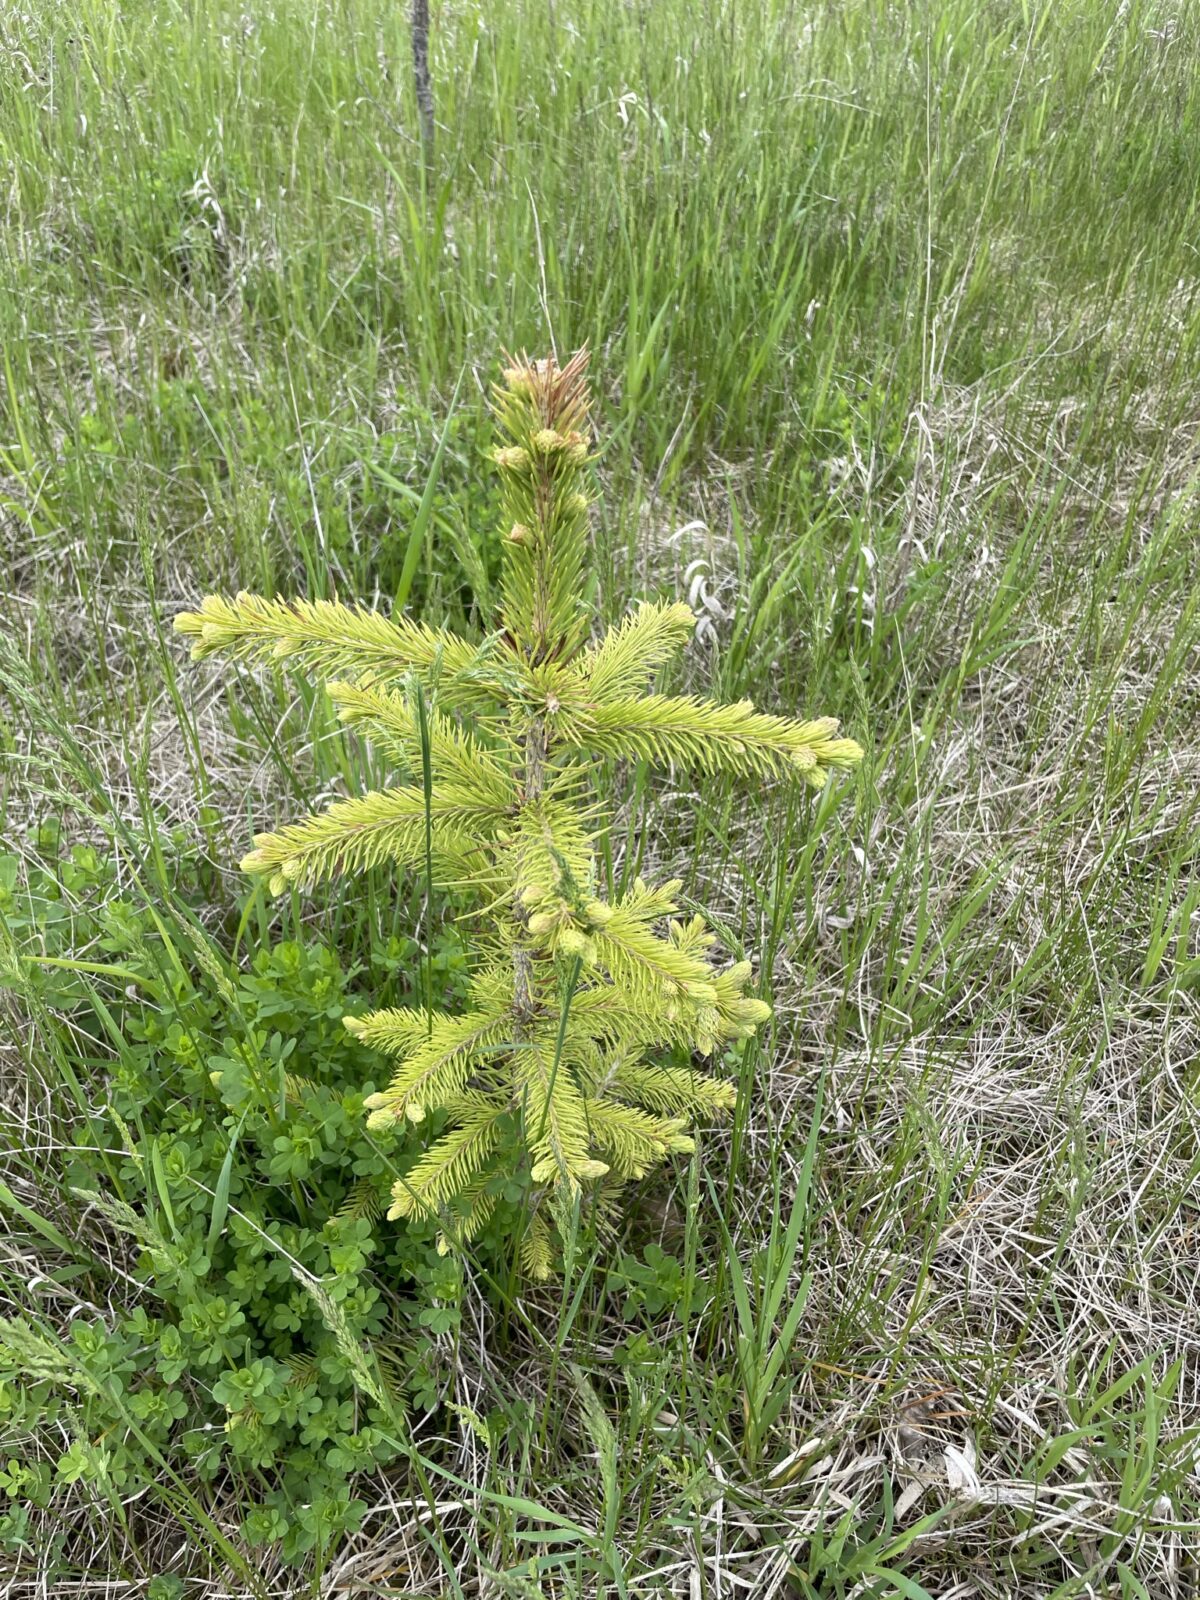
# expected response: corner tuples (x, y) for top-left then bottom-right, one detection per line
(176, 350), (863, 1275)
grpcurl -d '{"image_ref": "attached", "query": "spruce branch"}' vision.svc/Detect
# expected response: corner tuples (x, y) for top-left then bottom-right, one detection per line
(608, 1059), (739, 1116)
(556, 695), (864, 782)
(239, 785), (494, 892)
(174, 592), (512, 706)
(328, 679), (517, 800)
(520, 1208), (555, 1280)
(386, 1092), (509, 1222)
(577, 599), (697, 700)
(583, 1098), (695, 1179)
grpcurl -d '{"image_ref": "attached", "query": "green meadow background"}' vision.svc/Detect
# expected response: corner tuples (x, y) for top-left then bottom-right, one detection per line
(2, 1), (1199, 1593)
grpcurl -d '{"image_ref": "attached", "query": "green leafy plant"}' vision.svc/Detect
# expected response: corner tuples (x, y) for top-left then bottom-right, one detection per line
(0, 839), (490, 1566)
(175, 350), (863, 1276)
(613, 1242), (697, 1317)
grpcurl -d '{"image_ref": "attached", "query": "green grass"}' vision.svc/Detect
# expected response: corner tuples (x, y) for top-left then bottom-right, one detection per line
(3, 0), (1200, 1593)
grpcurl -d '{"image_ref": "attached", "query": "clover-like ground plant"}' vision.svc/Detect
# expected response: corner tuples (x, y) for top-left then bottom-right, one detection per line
(176, 351), (863, 1276)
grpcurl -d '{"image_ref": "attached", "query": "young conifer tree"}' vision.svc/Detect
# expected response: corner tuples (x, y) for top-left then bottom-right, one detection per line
(176, 351), (862, 1276)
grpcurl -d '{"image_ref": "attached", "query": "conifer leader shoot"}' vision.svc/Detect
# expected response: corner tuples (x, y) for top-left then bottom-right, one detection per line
(176, 350), (862, 1276)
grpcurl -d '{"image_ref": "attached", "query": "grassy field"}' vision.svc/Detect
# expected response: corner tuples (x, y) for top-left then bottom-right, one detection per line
(2, 0), (1200, 1594)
